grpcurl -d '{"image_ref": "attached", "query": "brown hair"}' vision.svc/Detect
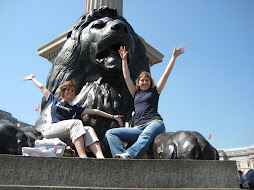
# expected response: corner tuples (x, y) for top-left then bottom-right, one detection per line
(135, 71), (154, 92)
(60, 80), (78, 99)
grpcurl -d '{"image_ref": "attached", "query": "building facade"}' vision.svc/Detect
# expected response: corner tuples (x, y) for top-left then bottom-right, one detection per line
(0, 109), (32, 128)
(0, 109), (18, 124)
(218, 145), (254, 174)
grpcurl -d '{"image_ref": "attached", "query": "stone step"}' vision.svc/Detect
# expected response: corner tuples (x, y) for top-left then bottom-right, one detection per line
(0, 155), (240, 190)
(0, 185), (242, 190)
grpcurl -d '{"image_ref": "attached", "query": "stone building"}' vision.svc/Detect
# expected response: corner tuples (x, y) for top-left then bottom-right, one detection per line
(218, 145), (254, 174)
(0, 109), (32, 128)
(0, 109), (18, 124)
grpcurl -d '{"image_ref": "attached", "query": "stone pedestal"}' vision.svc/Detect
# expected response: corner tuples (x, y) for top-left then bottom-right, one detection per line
(0, 154), (240, 190)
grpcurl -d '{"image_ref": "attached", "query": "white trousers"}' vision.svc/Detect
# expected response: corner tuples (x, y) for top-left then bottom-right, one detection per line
(41, 119), (99, 151)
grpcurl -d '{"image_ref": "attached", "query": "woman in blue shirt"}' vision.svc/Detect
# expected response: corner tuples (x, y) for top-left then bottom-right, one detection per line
(106, 45), (184, 159)
(23, 74), (123, 158)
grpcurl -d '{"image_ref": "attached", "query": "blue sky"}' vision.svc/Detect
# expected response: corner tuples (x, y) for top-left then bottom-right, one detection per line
(1, 0), (253, 149)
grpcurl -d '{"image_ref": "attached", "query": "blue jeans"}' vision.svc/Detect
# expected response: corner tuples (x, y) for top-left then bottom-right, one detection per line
(105, 120), (165, 159)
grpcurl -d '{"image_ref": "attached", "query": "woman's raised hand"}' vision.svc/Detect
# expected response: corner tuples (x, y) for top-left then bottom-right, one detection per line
(114, 115), (124, 127)
(118, 46), (128, 60)
(23, 74), (34, 81)
(173, 46), (185, 59)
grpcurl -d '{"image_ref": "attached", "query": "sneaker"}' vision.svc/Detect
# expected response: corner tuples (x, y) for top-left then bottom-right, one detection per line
(114, 152), (133, 159)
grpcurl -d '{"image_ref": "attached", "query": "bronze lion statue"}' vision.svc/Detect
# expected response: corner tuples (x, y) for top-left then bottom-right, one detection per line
(153, 131), (218, 160)
(33, 6), (218, 159)
(35, 7), (149, 157)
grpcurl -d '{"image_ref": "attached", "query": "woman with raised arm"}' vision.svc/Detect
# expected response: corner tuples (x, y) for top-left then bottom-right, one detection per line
(106, 45), (184, 159)
(23, 74), (123, 158)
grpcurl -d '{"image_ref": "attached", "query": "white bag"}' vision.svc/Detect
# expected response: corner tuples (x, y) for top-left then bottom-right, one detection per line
(22, 138), (66, 157)
(22, 147), (56, 157)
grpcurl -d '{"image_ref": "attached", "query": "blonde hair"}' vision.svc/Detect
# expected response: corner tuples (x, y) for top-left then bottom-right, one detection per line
(135, 71), (154, 92)
(60, 80), (78, 99)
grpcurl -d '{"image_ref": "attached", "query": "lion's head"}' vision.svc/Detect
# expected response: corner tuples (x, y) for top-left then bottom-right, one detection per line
(35, 7), (149, 157)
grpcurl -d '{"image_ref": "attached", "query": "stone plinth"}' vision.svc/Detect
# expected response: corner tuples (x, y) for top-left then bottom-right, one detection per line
(0, 154), (240, 190)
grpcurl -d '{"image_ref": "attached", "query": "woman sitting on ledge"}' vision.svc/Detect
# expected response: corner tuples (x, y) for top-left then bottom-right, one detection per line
(106, 45), (184, 159)
(23, 74), (123, 158)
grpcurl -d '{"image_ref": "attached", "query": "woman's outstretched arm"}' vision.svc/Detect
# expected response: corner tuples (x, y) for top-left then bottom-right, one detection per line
(156, 46), (184, 95)
(82, 108), (124, 127)
(118, 46), (136, 97)
(23, 74), (50, 98)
